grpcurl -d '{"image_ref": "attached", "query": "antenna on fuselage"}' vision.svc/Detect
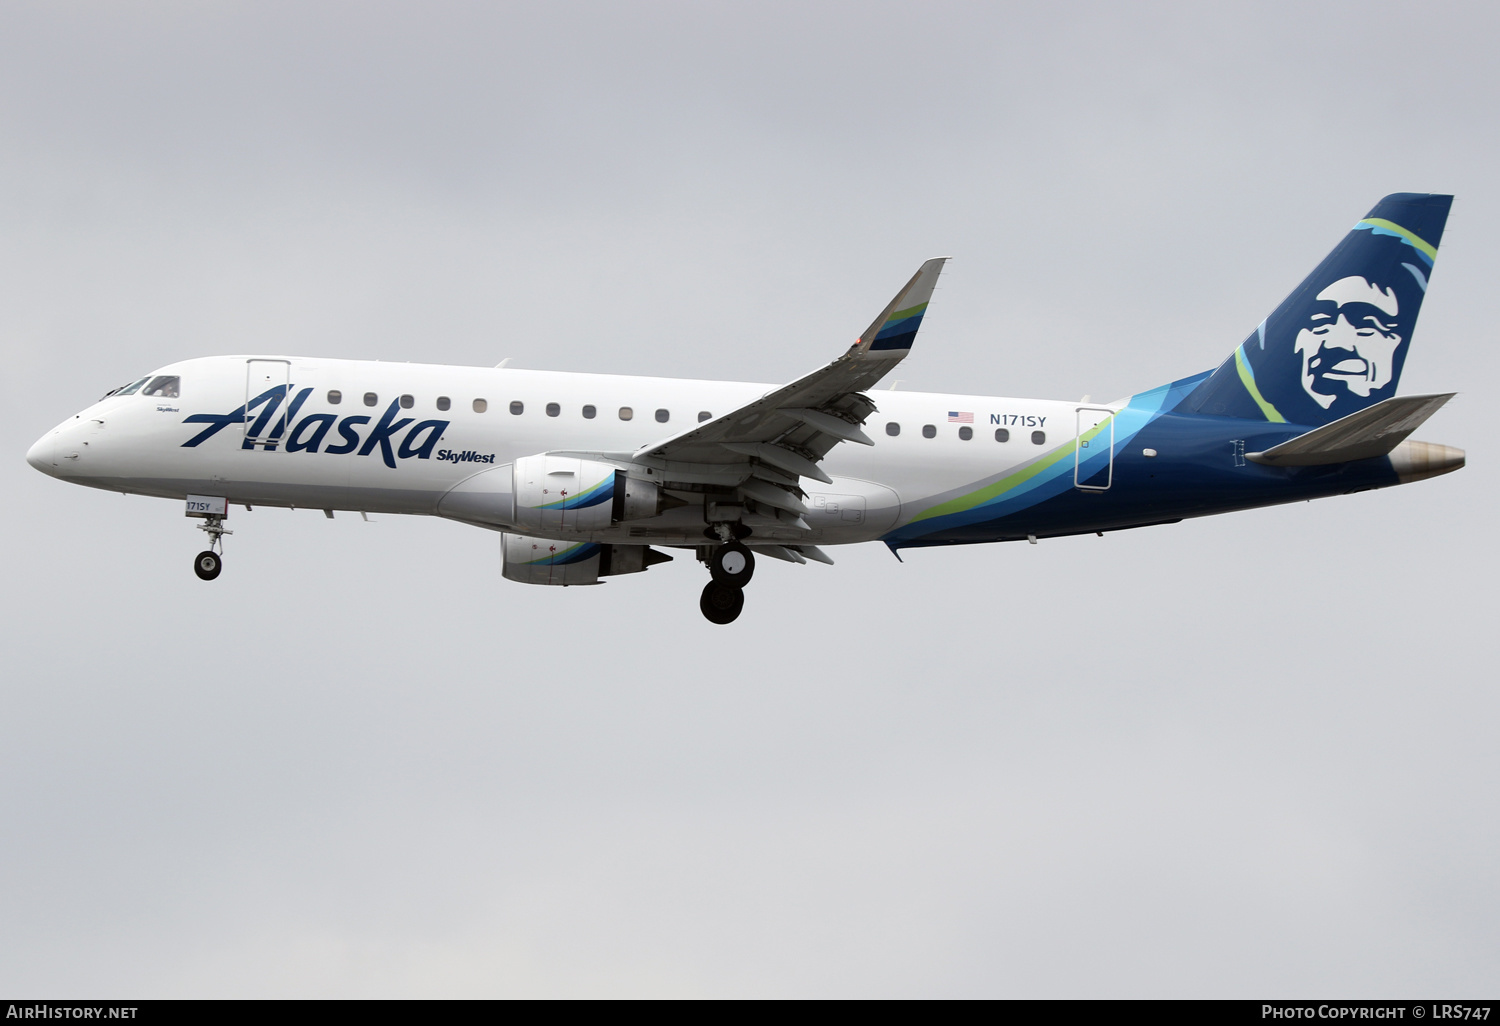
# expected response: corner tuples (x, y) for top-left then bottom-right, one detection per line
(495, 358), (511, 368)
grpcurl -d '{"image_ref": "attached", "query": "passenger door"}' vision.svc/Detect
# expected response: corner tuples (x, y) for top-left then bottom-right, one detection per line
(1074, 406), (1115, 492)
(244, 359), (291, 448)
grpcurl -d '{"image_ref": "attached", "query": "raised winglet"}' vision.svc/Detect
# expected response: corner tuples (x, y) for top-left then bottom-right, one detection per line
(634, 257), (950, 468)
(854, 257), (950, 355)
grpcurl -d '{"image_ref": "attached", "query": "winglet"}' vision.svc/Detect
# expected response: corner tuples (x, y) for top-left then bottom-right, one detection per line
(855, 257), (949, 355)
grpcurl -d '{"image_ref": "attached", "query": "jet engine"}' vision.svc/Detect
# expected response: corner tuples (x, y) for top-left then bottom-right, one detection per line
(501, 533), (672, 586)
(510, 454), (675, 534)
(435, 454), (680, 532)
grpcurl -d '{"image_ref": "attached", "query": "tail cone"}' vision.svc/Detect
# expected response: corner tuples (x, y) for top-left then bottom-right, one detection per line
(1389, 439), (1465, 483)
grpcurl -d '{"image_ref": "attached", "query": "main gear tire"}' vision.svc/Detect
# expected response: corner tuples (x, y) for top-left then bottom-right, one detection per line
(700, 580), (745, 624)
(709, 541), (755, 587)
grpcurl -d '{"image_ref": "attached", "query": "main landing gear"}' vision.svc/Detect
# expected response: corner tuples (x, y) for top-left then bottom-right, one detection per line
(700, 539), (755, 624)
(193, 514), (232, 581)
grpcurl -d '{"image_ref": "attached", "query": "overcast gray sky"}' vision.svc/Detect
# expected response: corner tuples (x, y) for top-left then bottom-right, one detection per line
(2, 0), (1496, 998)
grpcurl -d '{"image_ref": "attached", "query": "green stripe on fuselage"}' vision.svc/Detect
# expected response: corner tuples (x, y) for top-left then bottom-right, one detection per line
(908, 413), (1114, 523)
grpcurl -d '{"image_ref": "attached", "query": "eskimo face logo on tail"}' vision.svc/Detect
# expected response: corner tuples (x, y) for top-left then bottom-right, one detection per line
(1249, 220), (1435, 423)
(1178, 196), (1448, 427)
(1294, 276), (1404, 409)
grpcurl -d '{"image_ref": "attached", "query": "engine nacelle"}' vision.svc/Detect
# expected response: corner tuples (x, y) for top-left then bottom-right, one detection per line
(501, 533), (672, 586)
(511, 454), (667, 534)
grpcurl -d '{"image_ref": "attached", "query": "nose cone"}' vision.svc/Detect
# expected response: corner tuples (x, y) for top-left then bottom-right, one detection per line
(25, 432), (55, 476)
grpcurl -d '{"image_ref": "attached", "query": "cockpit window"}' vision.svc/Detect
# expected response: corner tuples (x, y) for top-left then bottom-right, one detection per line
(141, 375), (180, 398)
(105, 376), (151, 399)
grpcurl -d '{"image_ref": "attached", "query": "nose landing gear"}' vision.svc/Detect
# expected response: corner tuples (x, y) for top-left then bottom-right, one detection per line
(194, 550), (222, 581)
(700, 539), (755, 624)
(192, 514), (232, 581)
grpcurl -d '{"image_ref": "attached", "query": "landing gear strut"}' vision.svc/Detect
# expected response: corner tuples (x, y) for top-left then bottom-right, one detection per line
(700, 539), (755, 624)
(193, 514), (232, 581)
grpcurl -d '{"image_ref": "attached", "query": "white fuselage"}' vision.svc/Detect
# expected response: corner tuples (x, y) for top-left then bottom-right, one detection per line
(28, 355), (1083, 547)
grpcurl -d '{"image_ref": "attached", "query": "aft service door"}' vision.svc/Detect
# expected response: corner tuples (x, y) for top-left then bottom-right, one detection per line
(245, 359), (291, 448)
(1074, 406), (1115, 491)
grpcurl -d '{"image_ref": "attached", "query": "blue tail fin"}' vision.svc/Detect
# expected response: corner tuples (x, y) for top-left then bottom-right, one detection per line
(1181, 193), (1452, 427)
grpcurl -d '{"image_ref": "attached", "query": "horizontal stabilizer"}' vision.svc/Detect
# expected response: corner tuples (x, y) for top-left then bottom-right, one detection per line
(1247, 393), (1455, 467)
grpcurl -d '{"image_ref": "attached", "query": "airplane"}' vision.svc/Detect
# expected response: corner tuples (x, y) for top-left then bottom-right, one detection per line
(26, 193), (1465, 624)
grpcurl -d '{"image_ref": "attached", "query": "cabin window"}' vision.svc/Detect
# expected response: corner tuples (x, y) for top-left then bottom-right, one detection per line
(922, 424), (936, 438)
(473, 398), (487, 413)
(328, 390), (343, 405)
(399, 394), (414, 409)
(1032, 430), (1046, 445)
(509, 401), (524, 415)
(698, 411), (712, 422)
(582, 405), (597, 419)
(436, 396), (450, 411)
(655, 408), (670, 423)
(994, 428), (1008, 442)
(886, 422), (900, 436)
(363, 392), (378, 407)
(619, 406), (634, 421)
(958, 426), (973, 441)
(546, 402), (560, 417)
(142, 375), (180, 398)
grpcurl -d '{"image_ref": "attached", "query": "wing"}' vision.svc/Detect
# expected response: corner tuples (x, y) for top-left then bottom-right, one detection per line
(628, 257), (949, 520)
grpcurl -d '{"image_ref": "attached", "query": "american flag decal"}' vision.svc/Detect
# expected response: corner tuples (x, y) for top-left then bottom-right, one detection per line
(947, 411), (973, 424)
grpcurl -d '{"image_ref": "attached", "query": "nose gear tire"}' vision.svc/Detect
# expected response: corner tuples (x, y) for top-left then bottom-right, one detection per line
(700, 580), (744, 624)
(709, 541), (755, 586)
(194, 551), (222, 581)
